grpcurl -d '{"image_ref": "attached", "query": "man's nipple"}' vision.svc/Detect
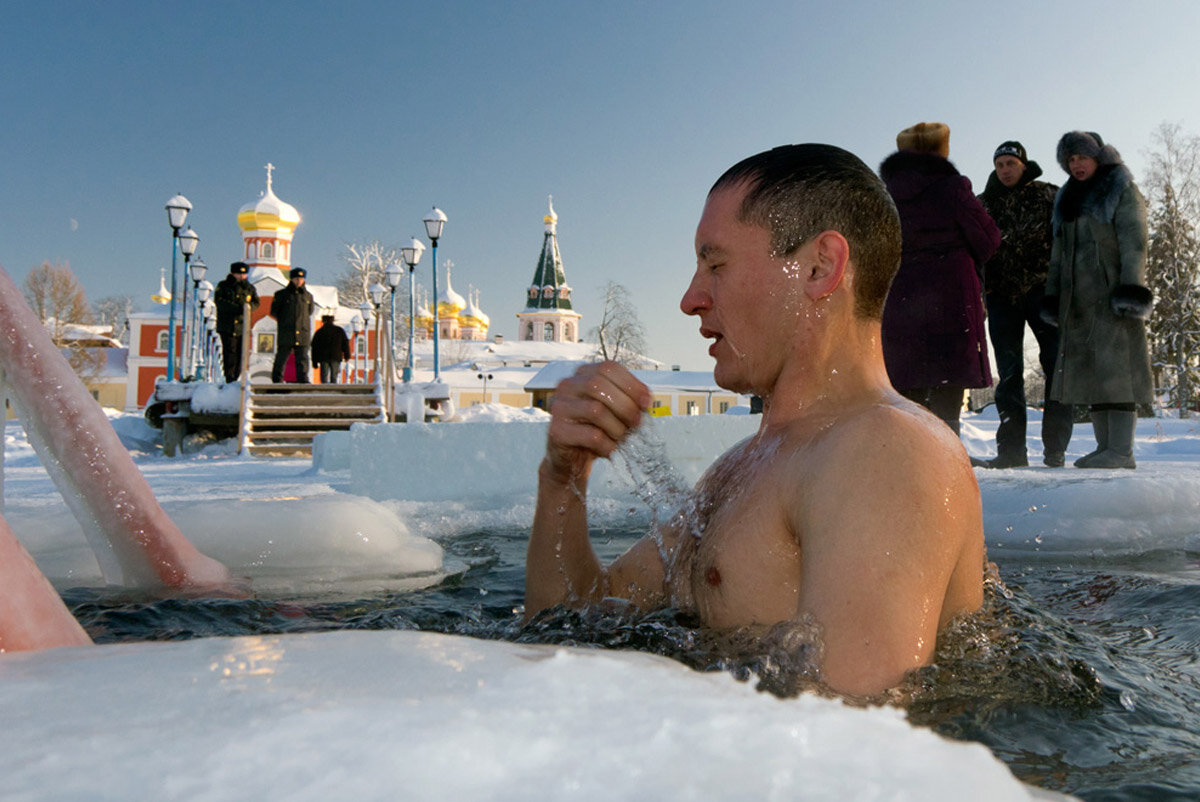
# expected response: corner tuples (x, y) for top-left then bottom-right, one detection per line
(705, 565), (722, 587)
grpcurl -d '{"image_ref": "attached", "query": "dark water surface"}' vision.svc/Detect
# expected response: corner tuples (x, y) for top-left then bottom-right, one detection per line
(66, 526), (1200, 801)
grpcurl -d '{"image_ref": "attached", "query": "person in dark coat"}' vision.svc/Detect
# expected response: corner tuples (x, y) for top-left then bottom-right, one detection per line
(1043, 131), (1153, 469)
(311, 314), (351, 384)
(972, 141), (1074, 469)
(270, 266), (315, 383)
(880, 122), (1001, 434)
(213, 262), (260, 383)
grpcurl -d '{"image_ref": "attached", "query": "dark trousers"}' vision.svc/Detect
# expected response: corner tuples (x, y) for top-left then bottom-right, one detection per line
(986, 290), (1074, 458)
(318, 360), (341, 384)
(900, 386), (964, 435)
(219, 331), (243, 383)
(272, 342), (311, 383)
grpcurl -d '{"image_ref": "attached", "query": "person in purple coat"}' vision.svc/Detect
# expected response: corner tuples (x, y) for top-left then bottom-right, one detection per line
(880, 122), (1001, 434)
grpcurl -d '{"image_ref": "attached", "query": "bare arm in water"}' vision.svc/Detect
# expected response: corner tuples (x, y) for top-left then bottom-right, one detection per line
(525, 361), (674, 617)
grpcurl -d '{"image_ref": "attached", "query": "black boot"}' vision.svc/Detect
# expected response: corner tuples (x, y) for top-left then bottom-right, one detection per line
(971, 452), (1029, 469)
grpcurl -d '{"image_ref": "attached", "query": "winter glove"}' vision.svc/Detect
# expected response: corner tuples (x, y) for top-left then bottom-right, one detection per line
(1110, 284), (1153, 319)
(1039, 295), (1059, 327)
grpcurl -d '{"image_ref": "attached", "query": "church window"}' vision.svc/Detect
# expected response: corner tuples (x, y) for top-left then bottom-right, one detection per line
(564, 323), (574, 341)
(524, 322), (534, 341)
(262, 242), (274, 259)
(156, 330), (169, 353)
(543, 322), (554, 340)
(686, 401), (699, 415)
(529, 287), (538, 299)
(247, 242), (256, 259)
(542, 287), (553, 299)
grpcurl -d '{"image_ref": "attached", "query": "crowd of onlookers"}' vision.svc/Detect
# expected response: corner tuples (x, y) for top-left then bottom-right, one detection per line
(879, 123), (1153, 470)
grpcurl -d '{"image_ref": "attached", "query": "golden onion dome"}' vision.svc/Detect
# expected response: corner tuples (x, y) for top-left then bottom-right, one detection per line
(237, 164), (300, 232)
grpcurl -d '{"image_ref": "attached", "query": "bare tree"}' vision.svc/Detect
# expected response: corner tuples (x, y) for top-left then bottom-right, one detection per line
(93, 294), (135, 345)
(23, 261), (107, 385)
(336, 240), (403, 308)
(1143, 122), (1200, 416)
(23, 261), (92, 342)
(589, 281), (649, 368)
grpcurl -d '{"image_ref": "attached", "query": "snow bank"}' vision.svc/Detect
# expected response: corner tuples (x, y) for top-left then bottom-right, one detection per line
(0, 630), (1038, 801)
(347, 414), (758, 504)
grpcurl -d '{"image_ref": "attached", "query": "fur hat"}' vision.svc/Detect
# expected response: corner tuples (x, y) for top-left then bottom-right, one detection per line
(993, 140), (1027, 164)
(230, 261), (249, 275)
(289, 266), (307, 279)
(1056, 131), (1122, 173)
(896, 122), (950, 158)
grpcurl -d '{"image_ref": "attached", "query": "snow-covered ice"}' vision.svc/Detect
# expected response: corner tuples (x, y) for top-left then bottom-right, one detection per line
(4, 402), (1197, 799)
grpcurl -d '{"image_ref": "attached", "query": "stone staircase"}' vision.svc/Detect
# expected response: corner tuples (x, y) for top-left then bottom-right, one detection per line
(242, 383), (384, 457)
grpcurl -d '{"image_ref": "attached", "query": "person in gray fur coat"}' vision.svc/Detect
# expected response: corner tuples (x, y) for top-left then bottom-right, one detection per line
(1042, 131), (1154, 469)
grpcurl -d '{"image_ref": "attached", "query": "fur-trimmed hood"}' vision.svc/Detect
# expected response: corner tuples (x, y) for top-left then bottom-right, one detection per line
(980, 159), (1045, 202)
(1052, 163), (1134, 232)
(879, 151), (963, 201)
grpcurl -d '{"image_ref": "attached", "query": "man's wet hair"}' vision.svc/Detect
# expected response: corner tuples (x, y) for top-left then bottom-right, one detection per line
(710, 144), (901, 320)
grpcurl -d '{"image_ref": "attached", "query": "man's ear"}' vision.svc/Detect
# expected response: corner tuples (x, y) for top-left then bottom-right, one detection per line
(804, 230), (850, 300)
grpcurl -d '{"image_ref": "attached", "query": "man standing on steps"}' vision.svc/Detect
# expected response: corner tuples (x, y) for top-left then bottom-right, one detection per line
(270, 266), (315, 384)
(213, 261), (259, 383)
(971, 141), (1073, 469)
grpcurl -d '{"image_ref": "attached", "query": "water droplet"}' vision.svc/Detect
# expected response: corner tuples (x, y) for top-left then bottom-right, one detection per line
(1119, 689), (1137, 711)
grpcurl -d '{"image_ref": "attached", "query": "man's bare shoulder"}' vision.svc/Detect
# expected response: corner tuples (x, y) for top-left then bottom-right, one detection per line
(785, 395), (971, 473)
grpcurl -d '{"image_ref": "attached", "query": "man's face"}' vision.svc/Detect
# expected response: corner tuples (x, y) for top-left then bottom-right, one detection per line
(994, 155), (1025, 188)
(1068, 154), (1098, 181)
(292, 276), (305, 288)
(682, 182), (808, 395)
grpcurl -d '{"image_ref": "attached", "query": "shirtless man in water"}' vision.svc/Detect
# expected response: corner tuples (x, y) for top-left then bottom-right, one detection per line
(525, 144), (984, 697)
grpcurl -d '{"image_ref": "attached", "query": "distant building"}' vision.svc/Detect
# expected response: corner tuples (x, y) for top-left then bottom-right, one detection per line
(515, 198), (581, 344)
(120, 171), (740, 417)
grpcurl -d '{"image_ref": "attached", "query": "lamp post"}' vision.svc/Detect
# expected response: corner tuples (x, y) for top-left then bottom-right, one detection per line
(368, 284), (387, 412)
(477, 372), (493, 403)
(202, 310), (216, 383)
(175, 226), (199, 380)
(362, 297), (378, 382)
(351, 313), (365, 383)
(164, 194), (192, 383)
(186, 257), (207, 379)
(423, 206), (447, 381)
(384, 261), (404, 370)
(399, 237), (425, 382)
(192, 278), (212, 380)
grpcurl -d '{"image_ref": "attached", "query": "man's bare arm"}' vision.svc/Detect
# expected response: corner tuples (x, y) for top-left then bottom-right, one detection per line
(525, 362), (658, 618)
(793, 407), (984, 696)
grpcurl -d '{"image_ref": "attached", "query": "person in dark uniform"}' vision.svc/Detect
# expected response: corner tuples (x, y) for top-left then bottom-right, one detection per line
(270, 267), (315, 383)
(311, 314), (351, 383)
(213, 262), (259, 383)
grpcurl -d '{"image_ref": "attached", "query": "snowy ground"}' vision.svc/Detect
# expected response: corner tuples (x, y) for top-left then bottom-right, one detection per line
(4, 404), (1198, 800)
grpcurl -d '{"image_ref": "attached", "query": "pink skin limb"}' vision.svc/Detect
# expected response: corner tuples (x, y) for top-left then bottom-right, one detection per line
(0, 512), (91, 652)
(0, 264), (233, 592)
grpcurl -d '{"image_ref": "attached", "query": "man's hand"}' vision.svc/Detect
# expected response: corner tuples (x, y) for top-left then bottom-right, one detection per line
(543, 361), (652, 485)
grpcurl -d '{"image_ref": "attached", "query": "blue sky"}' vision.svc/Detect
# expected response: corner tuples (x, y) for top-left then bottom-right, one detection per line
(3, 1), (1199, 370)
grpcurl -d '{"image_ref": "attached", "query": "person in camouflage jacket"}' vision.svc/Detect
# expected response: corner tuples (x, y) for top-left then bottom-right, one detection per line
(972, 141), (1073, 469)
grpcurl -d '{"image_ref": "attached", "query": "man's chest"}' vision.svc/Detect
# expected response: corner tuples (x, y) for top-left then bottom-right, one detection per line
(680, 475), (804, 629)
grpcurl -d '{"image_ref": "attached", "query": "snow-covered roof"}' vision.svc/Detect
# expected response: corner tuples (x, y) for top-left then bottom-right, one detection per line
(47, 320), (122, 348)
(525, 361), (724, 393)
